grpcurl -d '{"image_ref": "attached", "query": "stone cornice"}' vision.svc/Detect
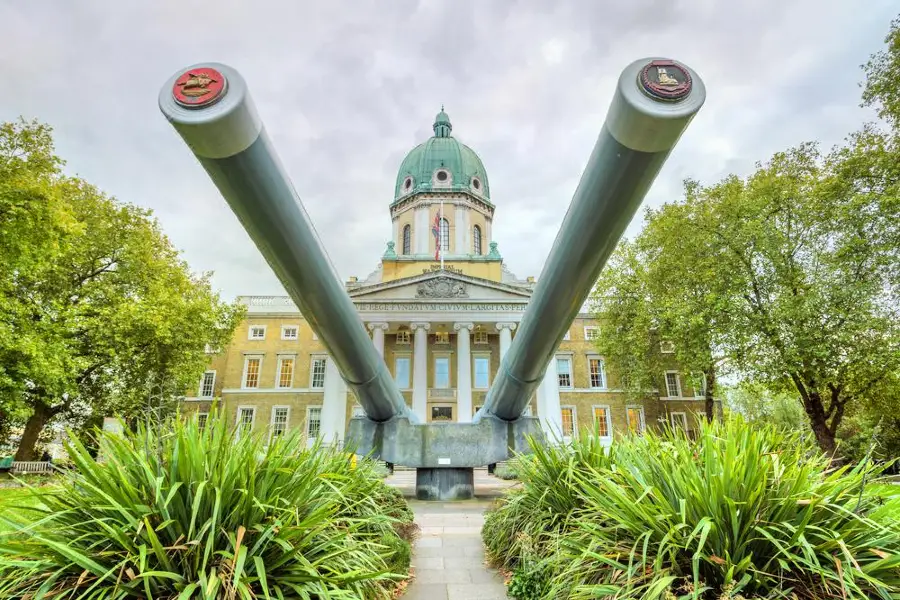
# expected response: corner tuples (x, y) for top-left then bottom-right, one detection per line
(347, 268), (533, 299)
(389, 191), (495, 219)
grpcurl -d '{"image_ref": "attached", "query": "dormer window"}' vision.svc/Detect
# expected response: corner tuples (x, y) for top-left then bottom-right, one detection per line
(436, 170), (448, 181)
(403, 176), (413, 191)
(472, 177), (481, 190)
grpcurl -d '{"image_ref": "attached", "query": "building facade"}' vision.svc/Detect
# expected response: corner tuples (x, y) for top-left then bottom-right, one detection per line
(183, 110), (710, 445)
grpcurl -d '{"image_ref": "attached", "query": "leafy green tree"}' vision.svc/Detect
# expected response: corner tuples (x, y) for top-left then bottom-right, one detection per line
(594, 16), (900, 457)
(0, 119), (71, 449)
(862, 15), (900, 128)
(590, 242), (659, 402)
(1, 119), (243, 460)
(723, 382), (806, 432)
(659, 143), (897, 456)
(592, 212), (726, 422)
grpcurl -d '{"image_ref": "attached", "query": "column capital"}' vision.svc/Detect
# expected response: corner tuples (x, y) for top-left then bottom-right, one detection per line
(453, 322), (475, 332)
(366, 322), (389, 332)
(410, 322), (431, 331)
(495, 322), (518, 332)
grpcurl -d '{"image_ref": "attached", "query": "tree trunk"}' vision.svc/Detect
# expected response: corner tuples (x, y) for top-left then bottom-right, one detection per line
(804, 391), (838, 458)
(14, 403), (51, 461)
(789, 373), (839, 459)
(704, 369), (716, 423)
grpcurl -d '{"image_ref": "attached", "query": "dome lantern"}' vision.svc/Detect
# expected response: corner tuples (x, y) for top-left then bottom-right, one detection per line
(433, 106), (452, 138)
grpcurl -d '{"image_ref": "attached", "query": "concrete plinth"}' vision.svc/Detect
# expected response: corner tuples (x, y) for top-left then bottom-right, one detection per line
(416, 468), (475, 500)
(347, 414), (545, 468)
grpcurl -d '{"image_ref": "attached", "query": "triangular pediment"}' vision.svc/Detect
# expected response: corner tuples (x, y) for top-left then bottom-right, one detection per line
(348, 269), (532, 302)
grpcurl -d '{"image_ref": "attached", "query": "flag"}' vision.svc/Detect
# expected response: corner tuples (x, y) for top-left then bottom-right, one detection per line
(432, 211), (441, 260)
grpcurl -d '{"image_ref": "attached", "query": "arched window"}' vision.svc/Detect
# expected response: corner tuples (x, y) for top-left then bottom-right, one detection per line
(402, 224), (411, 255)
(473, 225), (482, 255)
(439, 218), (450, 252)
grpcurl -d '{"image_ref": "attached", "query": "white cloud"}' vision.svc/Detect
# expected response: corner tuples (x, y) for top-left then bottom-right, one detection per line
(0, 0), (895, 299)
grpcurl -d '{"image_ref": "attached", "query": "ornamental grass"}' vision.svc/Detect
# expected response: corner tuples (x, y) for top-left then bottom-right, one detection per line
(484, 418), (900, 599)
(0, 410), (414, 599)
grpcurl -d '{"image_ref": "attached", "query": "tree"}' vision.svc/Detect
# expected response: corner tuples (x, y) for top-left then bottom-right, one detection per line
(0, 119), (243, 460)
(723, 382), (806, 432)
(660, 143), (897, 457)
(590, 241), (659, 401)
(834, 371), (900, 466)
(862, 15), (900, 129)
(0, 119), (70, 449)
(593, 15), (900, 457)
(591, 210), (727, 422)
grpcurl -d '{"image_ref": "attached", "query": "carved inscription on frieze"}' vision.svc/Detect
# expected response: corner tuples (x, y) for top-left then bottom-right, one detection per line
(423, 265), (463, 275)
(355, 302), (526, 312)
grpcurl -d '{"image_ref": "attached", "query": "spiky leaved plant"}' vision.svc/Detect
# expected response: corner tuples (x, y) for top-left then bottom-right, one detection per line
(486, 418), (900, 599)
(0, 409), (413, 599)
(482, 425), (613, 573)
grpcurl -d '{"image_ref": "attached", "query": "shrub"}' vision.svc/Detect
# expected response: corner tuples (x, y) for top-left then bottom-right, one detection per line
(0, 410), (414, 599)
(483, 425), (613, 572)
(493, 455), (533, 480)
(485, 419), (900, 599)
(493, 464), (519, 480)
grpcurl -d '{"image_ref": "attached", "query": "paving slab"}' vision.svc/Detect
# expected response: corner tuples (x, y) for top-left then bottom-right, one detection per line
(385, 469), (512, 598)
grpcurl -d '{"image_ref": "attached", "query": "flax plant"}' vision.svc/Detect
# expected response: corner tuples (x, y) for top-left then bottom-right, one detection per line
(0, 409), (414, 599)
(485, 419), (900, 599)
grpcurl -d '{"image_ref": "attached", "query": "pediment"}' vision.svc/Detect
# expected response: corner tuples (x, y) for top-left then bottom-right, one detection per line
(348, 270), (532, 302)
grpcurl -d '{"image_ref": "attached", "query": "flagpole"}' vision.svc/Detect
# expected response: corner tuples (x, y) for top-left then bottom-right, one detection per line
(439, 199), (444, 269)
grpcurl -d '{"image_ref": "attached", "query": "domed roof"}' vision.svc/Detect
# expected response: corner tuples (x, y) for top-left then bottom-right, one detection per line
(393, 109), (491, 202)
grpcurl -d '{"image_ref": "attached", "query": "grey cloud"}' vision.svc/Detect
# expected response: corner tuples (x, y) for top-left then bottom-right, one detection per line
(0, 0), (895, 299)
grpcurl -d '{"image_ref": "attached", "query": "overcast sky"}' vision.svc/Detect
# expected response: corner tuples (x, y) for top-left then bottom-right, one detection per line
(1, 1), (896, 300)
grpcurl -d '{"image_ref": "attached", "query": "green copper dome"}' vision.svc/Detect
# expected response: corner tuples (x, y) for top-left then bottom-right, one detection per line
(393, 109), (491, 202)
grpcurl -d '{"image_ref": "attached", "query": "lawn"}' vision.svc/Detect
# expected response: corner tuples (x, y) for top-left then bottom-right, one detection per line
(0, 481), (59, 534)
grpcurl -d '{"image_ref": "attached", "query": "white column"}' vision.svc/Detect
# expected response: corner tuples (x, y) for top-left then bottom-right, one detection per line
(536, 357), (564, 441)
(320, 356), (348, 445)
(454, 322), (474, 422)
(392, 219), (399, 249)
(367, 322), (388, 358)
(414, 207), (429, 254)
(485, 219), (492, 247)
(495, 323), (517, 361)
(410, 322), (430, 420)
(454, 204), (466, 254)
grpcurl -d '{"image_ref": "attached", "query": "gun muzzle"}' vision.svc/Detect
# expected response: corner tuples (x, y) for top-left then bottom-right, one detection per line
(479, 58), (706, 422)
(159, 64), (413, 423)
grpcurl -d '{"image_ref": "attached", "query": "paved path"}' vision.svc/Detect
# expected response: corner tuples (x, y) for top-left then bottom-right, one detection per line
(384, 470), (516, 600)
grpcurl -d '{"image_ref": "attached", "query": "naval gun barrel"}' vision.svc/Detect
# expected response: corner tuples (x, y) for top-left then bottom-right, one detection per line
(479, 58), (706, 422)
(159, 63), (412, 423)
